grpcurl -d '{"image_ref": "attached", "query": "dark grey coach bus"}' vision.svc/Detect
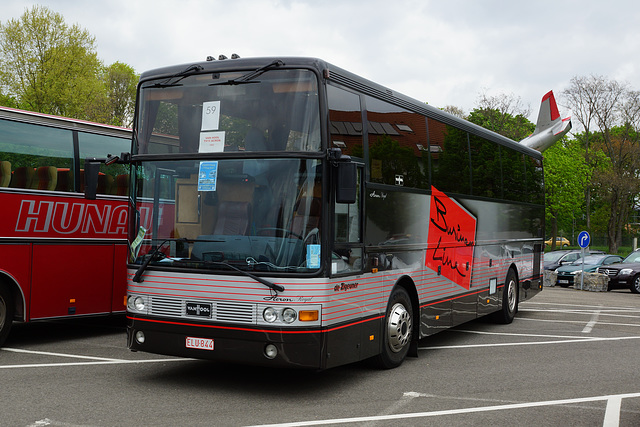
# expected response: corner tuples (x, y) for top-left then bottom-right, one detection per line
(123, 56), (544, 369)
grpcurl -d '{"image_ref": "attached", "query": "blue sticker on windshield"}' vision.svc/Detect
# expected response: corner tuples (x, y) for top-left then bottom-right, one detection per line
(198, 161), (218, 191)
(307, 244), (321, 269)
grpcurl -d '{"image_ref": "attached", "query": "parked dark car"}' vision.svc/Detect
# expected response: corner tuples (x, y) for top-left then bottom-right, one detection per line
(597, 250), (640, 293)
(544, 249), (603, 271)
(555, 254), (623, 287)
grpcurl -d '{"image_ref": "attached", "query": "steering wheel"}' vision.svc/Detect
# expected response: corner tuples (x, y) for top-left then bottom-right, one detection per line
(256, 227), (304, 240)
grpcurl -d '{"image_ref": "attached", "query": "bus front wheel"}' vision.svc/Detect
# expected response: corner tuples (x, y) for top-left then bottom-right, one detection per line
(372, 286), (413, 369)
(0, 283), (14, 347)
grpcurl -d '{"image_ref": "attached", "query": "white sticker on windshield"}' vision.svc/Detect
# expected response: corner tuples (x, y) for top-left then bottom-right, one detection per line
(201, 101), (221, 131)
(307, 244), (321, 269)
(198, 161), (218, 192)
(199, 131), (225, 153)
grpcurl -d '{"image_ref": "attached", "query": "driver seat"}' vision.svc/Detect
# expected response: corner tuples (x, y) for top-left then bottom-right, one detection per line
(214, 201), (252, 235)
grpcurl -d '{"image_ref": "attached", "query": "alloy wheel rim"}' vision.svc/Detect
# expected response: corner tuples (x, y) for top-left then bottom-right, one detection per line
(507, 279), (516, 312)
(387, 302), (412, 353)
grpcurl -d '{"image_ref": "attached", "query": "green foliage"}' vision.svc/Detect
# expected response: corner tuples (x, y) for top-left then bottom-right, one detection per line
(543, 138), (590, 228)
(0, 6), (138, 125)
(467, 108), (535, 141)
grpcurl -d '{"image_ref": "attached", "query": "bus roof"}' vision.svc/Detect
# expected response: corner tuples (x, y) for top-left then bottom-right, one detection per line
(0, 105), (132, 138)
(139, 56), (542, 159)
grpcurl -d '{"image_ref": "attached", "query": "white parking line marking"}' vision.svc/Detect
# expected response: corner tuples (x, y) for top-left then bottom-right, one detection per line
(245, 392), (640, 427)
(583, 306), (602, 333)
(2, 347), (124, 361)
(523, 301), (640, 311)
(517, 316), (640, 328)
(0, 347), (191, 369)
(603, 396), (622, 427)
(0, 359), (192, 369)
(418, 335), (640, 351)
(454, 329), (590, 340)
(520, 308), (640, 320)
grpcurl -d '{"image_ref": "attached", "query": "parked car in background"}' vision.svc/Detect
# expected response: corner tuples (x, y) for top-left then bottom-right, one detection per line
(597, 249), (640, 293)
(544, 249), (603, 271)
(555, 254), (623, 287)
(545, 236), (570, 248)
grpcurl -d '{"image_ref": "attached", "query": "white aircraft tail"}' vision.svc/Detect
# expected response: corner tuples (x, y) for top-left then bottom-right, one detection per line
(520, 91), (571, 151)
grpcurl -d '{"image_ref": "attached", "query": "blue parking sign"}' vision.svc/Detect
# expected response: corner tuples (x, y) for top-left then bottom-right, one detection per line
(578, 231), (590, 248)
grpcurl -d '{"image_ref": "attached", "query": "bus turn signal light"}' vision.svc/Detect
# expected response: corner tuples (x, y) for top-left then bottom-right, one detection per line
(299, 310), (319, 322)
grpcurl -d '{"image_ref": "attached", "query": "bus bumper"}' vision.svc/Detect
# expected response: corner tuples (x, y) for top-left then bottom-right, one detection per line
(127, 316), (325, 369)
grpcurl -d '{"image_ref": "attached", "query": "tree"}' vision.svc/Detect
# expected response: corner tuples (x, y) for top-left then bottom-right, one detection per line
(543, 138), (592, 248)
(85, 62), (138, 127)
(0, 6), (101, 118)
(0, 6), (138, 125)
(593, 125), (640, 253)
(564, 76), (640, 253)
(467, 92), (534, 141)
(562, 75), (628, 231)
(441, 105), (466, 119)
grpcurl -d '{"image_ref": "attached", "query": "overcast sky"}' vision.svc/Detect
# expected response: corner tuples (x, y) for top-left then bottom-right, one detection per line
(2, 1), (640, 122)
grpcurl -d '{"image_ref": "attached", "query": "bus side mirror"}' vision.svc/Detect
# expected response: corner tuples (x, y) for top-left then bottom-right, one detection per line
(329, 148), (357, 204)
(336, 161), (356, 204)
(84, 159), (101, 200)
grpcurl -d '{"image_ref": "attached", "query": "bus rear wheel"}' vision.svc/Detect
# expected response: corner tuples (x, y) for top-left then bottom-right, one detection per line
(372, 287), (413, 369)
(0, 283), (14, 347)
(493, 269), (518, 324)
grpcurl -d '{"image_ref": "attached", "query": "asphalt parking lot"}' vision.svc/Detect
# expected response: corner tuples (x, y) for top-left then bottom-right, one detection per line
(2, 286), (640, 426)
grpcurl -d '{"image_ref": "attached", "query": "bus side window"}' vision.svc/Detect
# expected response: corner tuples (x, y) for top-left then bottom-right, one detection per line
(78, 132), (130, 195)
(333, 167), (362, 275)
(0, 118), (74, 191)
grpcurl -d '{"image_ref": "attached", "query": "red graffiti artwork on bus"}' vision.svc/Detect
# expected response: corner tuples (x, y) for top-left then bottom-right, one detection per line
(426, 186), (477, 290)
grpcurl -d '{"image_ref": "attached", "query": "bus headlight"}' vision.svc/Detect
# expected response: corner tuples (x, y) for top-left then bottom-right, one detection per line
(282, 308), (297, 323)
(127, 295), (146, 311)
(263, 307), (278, 323)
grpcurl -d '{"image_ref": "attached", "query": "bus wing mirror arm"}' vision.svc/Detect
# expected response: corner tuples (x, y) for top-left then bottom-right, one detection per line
(105, 152), (131, 165)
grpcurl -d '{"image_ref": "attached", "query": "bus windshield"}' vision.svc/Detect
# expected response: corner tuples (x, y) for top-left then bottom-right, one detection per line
(132, 157), (323, 273)
(135, 68), (321, 154)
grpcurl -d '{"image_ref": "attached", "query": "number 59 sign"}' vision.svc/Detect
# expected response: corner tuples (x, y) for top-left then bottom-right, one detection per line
(201, 100), (221, 131)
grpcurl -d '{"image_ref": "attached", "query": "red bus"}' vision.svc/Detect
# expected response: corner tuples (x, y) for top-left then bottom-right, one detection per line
(125, 57), (545, 369)
(0, 106), (131, 346)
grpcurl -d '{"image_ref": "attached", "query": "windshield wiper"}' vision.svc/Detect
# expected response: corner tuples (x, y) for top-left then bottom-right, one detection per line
(207, 261), (285, 293)
(171, 258), (284, 293)
(209, 59), (284, 86)
(132, 238), (187, 283)
(147, 64), (204, 88)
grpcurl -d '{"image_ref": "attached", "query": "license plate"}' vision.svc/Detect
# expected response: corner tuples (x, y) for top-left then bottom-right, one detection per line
(558, 279), (569, 284)
(186, 337), (214, 350)
(186, 302), (212, 317)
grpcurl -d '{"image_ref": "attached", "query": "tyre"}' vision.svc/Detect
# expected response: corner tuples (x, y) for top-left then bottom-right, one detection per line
(372, 286), (413, 369)
(0, 283), (14, 347)
(493, 269), (518, 324)
(630, 275), (640, 294)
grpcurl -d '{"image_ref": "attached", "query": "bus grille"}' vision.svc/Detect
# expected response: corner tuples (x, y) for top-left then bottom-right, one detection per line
(149, 297), (182, 316)
(216, 302), (255, 323)
(147, 297), (255, 323)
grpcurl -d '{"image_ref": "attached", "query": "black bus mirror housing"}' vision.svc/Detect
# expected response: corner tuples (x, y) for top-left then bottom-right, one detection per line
(84, 159), (101, 200)
(329, 148), (357, 204)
